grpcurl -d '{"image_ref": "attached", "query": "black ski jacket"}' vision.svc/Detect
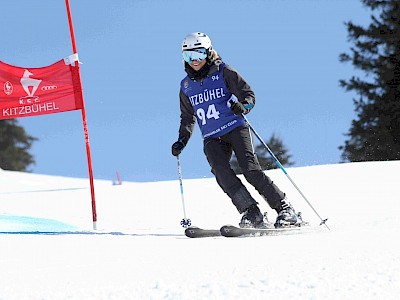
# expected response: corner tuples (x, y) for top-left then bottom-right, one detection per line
(177, 59), (255, 146)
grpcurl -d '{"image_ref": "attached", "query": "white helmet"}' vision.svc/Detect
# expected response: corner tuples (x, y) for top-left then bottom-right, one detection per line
(182, 32), (213, 51)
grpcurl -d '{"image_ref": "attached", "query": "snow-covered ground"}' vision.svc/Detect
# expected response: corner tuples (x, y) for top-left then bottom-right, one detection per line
(0, 161), (399, 299)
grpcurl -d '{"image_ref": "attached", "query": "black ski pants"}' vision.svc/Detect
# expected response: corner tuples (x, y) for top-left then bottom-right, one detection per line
(204, 125), (285, 213)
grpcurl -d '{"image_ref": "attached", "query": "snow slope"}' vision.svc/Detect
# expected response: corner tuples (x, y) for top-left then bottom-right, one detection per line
(0, 161), (399, 299)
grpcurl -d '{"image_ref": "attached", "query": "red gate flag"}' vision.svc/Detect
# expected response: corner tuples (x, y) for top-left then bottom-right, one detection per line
(0, 55), (83, 120)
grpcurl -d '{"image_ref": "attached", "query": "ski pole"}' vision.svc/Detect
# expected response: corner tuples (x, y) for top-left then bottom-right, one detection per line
(243, 115), (329, 230)
(177, 155), (192, 228)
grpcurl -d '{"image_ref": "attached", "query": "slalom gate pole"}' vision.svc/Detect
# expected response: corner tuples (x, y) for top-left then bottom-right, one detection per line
(65, 0), (98, 230)
(243, 115), (329, 229)
(177, 156), (191, 228)
(116, 171), (122, 185)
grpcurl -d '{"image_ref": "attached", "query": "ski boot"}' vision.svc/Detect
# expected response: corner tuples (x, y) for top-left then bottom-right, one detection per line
(239, 204), (267, 228)
(274, 198), (301, 228)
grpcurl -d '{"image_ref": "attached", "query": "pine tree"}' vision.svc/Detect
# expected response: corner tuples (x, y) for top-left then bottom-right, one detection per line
(339, 0), (400, 162)
(0, 119), (37, 171)
(230, 133), (294, 174)
(255, 133), (295, 170)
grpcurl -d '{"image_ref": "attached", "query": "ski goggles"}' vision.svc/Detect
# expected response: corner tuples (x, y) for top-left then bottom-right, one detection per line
(182, 48), (207, 63)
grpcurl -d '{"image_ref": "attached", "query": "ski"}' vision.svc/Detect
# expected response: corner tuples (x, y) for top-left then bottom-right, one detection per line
(184, 226), (222, 238)
(184, 217), (324, 238)
(220, 223), (322, 238)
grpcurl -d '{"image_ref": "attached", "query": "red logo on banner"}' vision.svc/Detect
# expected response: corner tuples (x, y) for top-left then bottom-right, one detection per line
(0, 58), (83, 119)
(4, 81), (13, 95)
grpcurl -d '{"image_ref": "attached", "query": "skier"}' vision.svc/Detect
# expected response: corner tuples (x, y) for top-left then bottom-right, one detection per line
(172, 32), (299, 228)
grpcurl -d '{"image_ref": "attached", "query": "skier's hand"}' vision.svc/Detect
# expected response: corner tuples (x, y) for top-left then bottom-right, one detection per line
(230, 101), (246, 115)
(172, 140), (185, 156)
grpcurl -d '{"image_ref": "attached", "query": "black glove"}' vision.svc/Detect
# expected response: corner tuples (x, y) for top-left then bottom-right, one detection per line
(172, 140), (185, 156)
(230, 101), (246, 115)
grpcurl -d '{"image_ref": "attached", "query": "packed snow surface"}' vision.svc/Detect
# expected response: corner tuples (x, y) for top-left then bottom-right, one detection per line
(0, 161), (399, 299)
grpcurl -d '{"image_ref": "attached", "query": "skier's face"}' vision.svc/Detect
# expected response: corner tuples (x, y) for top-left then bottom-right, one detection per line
(189, 59), (206, 71)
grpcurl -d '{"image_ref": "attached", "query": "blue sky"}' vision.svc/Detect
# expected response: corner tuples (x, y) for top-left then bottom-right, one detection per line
(0, 0), (370, 182)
